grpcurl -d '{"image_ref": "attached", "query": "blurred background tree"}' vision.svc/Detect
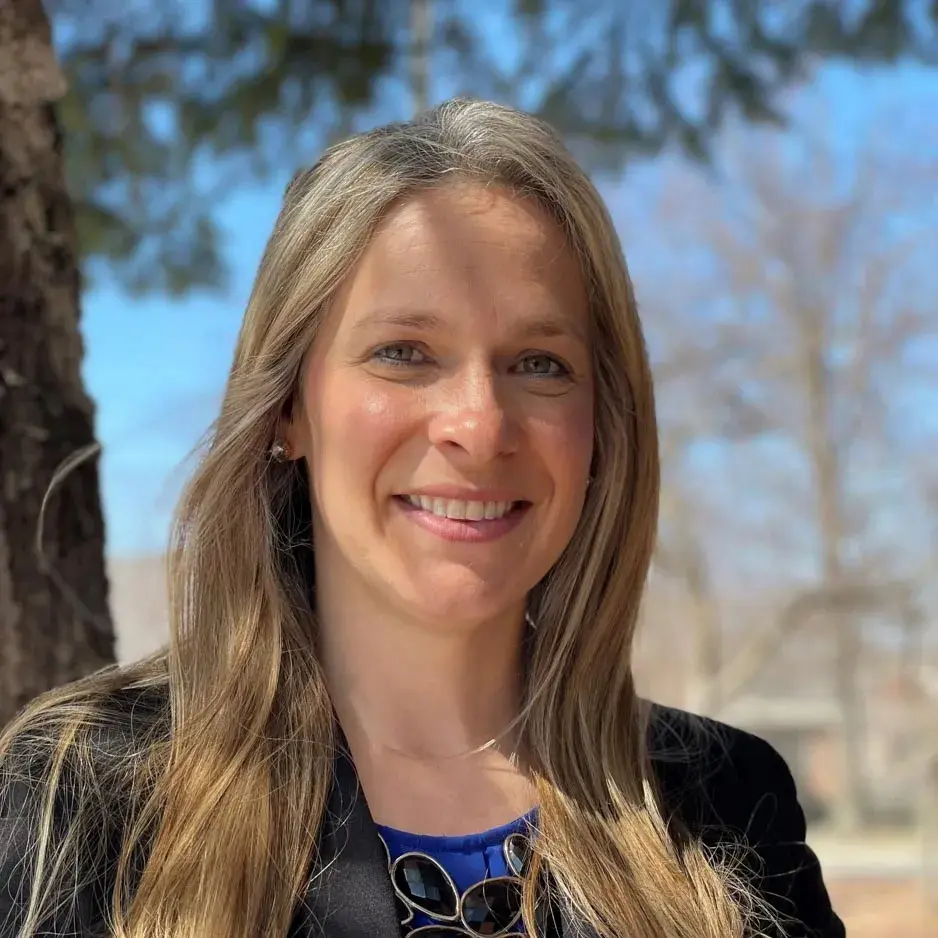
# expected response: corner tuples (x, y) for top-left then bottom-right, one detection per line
(645, 102), (937, 830)
(2, 0), (937, 727)
(52, 0), (938, 294)
(0, 0), (114, 727)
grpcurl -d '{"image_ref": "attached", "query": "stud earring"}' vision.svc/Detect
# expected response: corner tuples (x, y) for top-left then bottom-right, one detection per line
(269, 440), (292, 462)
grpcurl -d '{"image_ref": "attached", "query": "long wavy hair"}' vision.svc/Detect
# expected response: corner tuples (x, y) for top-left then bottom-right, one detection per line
(0, 98), (764, 938)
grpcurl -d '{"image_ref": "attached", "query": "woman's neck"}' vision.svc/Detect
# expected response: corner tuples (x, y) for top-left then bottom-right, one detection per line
(319, 588), (528, 760)
(318, 587), (538, 834)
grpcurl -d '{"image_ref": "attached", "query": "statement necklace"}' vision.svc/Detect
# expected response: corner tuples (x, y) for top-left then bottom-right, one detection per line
(378, 828), (533, 937)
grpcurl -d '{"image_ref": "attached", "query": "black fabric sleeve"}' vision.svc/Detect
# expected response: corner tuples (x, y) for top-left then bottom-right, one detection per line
(649, 705), (846, 938)
(0, 750), (112, 937)
(730, 731), (845, 938)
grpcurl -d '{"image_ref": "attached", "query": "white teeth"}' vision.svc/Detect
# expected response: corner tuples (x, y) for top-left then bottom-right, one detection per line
(465, 501), (485, 521)
(403, 495), (515, 521)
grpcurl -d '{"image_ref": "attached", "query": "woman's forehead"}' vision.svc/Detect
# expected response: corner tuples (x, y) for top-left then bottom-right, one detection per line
(326, 185), (588, 332)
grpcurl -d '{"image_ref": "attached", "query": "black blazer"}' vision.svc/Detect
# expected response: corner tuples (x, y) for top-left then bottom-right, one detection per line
(0, 689), (845, 937)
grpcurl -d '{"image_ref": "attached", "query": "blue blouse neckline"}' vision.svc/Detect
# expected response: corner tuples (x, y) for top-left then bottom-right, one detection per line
(375, 807), (538, 853)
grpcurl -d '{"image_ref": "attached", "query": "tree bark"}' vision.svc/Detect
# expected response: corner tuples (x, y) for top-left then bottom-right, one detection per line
(0, 0), (114, 728)
(668, 522), (723, 716)
(802, 310), (866, 832)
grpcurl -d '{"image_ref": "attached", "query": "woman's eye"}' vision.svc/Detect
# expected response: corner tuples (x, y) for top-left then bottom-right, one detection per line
(517, 354), (566, 376)
(373, 344), (428, 366)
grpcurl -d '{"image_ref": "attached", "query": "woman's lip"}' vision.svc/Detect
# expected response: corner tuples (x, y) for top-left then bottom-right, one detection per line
(396, 486), (526, 502)
(394, 496), (530, 543)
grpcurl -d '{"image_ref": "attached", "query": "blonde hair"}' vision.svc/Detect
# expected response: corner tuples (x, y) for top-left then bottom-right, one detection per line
(1, 98), (764, 938)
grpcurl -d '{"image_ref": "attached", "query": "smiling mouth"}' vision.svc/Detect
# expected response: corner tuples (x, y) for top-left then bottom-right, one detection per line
(396, 494), (528, 522)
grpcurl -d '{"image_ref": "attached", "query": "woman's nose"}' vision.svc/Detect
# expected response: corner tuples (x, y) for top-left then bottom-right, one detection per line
(428, 371), (519, 464)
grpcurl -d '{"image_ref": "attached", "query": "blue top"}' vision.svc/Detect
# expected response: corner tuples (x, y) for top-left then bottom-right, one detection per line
(377, 810), (536, 933)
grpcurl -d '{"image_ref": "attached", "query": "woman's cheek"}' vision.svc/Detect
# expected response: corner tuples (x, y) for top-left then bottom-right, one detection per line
(531, 396), (594, 477)
(316, 380), (417, 483)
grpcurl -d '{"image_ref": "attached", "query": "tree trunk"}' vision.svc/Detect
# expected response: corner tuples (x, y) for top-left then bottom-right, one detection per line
(410, 0), (432, 115)
(681, 535), (723, 716)
(0, 0), (114, 728)
(803, 313), (866, 831)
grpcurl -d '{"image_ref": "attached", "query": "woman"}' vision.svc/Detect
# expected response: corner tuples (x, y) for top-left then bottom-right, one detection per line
(0, 98), (844, 938)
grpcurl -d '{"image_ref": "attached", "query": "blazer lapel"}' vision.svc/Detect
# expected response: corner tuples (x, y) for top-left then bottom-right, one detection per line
(290, 748), (401, 938)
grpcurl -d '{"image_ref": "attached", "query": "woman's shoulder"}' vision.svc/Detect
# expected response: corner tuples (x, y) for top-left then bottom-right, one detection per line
(646, 700), (804, 836)
(0, 679), (170, 934)
(88, 680), (172, 755)
(0, 679), (170, 844)
(2, 677), (169, 783)
(647, 701), (795, 788)
(646, 701), (845, 938)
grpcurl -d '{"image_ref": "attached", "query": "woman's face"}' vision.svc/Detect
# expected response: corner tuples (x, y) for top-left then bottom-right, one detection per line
(288, 182), (594, 626)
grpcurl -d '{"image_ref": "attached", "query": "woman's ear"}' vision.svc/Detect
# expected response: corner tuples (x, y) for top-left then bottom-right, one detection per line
(276, 396), (306, 462)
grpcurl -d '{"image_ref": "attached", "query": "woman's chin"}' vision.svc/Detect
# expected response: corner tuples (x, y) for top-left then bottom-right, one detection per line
(400, 579), (527, 629)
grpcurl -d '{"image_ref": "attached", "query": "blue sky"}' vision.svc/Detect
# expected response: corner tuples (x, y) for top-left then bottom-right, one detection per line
(81, 59), (938, 563)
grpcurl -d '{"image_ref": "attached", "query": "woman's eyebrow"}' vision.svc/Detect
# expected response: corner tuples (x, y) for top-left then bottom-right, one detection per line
(351, 308), (443, 333)
(351, 306), (588, 345)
